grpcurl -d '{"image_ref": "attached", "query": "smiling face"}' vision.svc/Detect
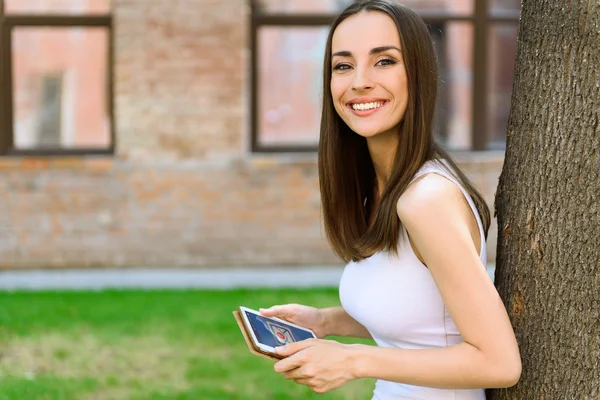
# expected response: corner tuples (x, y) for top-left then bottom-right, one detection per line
(330, 11), (408, 139)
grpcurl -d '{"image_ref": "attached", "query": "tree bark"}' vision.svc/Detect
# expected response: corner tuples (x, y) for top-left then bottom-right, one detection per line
(489, 1), (600, 399)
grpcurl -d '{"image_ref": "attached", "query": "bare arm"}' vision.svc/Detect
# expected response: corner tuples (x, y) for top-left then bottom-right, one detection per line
(273, 174), (521, 392)
(351, 340), (517, 389)
(321, 306), (372, 339)
(352, 174), (520, 388)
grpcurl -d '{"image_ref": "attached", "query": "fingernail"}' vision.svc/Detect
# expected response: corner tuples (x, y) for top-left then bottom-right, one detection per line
(275, 346), (285, 354)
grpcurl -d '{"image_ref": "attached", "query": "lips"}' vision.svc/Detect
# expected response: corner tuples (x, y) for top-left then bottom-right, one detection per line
(346, 100), (389, 117)
(348, 101), (387, 111)
(346, 98), (389, 107)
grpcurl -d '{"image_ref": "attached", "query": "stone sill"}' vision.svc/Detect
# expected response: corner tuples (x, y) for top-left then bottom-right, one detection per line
(0, 264), (497, 290)
(0, 150), (505, 171)
(246, 150), (506, 167)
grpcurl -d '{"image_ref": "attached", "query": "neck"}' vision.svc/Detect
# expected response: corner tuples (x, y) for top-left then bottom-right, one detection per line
(366, 130), (399, 195)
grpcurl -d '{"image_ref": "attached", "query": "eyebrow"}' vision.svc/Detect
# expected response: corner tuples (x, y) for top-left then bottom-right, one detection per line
(332, 45), (402, 58)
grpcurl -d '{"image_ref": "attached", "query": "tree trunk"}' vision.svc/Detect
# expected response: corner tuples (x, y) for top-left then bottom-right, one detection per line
(489, 1), (600, 399)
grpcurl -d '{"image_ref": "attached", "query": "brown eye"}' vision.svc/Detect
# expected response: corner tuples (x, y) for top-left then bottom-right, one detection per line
(333, 63), (351, 71)
(377, 58), (396, 66)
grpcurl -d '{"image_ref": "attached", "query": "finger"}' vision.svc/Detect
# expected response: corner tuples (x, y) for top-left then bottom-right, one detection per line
(294, 379), (325, 394)
(283, 368), (304, 380)
(283, 364), (315, 381)
(293, 378), (311, 386)
(259, 305), (291, 317)
(275, 338), (317, 357)
(274, 354), (305, 373)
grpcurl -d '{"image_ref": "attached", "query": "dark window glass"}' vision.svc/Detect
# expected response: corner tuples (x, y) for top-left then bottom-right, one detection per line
(490, 0), (521, 12)
(257, 27), (328, 147)
(12, 27), (111, 150)
(253, 0), (353, 14)
(392, 0), (474, 15)
(488, 23), (518, 150)
(432, 22), (473, 151)
(250, 0), (520, 152)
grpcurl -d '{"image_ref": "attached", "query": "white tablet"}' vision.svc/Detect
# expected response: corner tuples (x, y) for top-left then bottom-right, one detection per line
(238, 306), (317, 358)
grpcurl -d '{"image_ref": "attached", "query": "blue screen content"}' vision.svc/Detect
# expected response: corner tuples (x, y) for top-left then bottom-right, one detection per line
(244, 311), (315, 348)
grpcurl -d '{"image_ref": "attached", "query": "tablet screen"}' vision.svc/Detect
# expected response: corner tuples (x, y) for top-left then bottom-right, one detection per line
(243, 310), (315, 348)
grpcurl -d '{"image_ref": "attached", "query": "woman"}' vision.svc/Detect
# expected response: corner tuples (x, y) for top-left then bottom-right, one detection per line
(260, 1), (522, 398)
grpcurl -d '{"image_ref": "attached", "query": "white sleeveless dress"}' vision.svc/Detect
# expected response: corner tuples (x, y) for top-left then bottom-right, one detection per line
(339, 159), (487, 400)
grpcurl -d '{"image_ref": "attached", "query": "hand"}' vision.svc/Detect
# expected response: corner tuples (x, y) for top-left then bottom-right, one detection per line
(273, 338), (360, 394)
(259, 304), (328, 338)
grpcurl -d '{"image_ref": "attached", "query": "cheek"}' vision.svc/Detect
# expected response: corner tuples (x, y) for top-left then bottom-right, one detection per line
(391, 79), (409, 113)
(330, 81), (346, 114)
(397, 76), (409, 103)
(330, 79), (344, 100)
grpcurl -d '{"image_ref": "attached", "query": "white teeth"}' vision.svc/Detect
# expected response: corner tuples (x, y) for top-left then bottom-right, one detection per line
(351, 101), (384, 111)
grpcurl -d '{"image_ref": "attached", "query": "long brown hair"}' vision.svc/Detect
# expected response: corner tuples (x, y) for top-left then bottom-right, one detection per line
(318, 0), (491, 263)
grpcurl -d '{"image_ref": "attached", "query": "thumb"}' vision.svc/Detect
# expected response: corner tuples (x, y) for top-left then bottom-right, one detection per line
(276, 338), (317, 357)
(259, 305), (290, 318)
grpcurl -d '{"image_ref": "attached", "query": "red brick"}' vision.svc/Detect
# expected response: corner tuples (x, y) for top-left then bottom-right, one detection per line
(0, 0), (504, 270)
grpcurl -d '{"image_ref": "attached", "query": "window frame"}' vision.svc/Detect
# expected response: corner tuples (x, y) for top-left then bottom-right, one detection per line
(249, 0), (520, 153)
(0, 0), (114, 156)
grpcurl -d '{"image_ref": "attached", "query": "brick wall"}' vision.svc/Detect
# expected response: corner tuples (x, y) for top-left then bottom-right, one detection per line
(115, 0), (246, 160)
(0, 0), (504, 270)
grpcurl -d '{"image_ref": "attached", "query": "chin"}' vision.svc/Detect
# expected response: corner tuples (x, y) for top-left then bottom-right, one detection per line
(350, 121), (402, 140)
(353, 130), (381, 138)
(348, 125), (390, 139)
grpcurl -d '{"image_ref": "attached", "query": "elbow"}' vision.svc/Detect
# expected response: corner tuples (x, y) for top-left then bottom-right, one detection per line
(480, 340), (522, 388)
(509, 358), (522, 386)
(492, 357), (522, 388)
(501, 361), (521, 388)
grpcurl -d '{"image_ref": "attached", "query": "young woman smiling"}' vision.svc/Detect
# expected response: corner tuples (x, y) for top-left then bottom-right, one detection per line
(260, 1), (521, 399)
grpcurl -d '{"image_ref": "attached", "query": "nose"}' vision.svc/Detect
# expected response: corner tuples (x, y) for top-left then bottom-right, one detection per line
(351, 66), (374, 92)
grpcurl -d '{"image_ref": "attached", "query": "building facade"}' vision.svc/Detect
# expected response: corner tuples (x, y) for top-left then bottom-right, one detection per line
(0, 0), (519, 269)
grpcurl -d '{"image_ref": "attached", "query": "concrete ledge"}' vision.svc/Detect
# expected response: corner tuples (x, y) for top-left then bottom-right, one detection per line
(0, 265), (496, 291)
(0, 267), (345, 291)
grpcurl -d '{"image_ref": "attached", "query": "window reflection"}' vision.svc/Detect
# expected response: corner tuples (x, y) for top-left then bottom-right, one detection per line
(12, 27), (111, 149)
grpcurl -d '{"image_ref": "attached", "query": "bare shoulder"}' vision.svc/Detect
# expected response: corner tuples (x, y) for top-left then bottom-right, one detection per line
(396, 173), (466, 223)
(396, 172), (482, 256)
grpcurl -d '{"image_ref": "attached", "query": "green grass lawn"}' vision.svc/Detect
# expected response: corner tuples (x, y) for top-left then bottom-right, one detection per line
(0, 289), (376, 400)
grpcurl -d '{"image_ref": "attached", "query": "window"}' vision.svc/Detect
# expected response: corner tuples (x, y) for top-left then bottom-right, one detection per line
(0, 0), (113, 156)
(37, 73), (63, 147)
(250, 0), (520, 152)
